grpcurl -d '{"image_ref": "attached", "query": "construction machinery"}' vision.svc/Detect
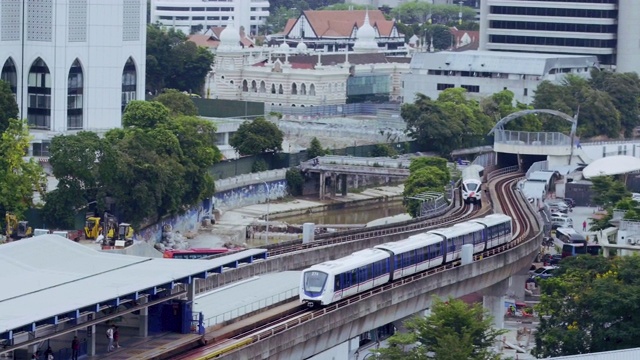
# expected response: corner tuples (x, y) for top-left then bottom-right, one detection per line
(101, 212), (135, 248)
(5, 212), (33, 240)
(84, 216), (103, 240)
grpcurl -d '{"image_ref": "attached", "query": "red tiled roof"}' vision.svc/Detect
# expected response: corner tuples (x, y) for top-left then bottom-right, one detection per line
(187, 34), (219, 48)
(292, 10), (396, 38)
(449, 28), (479, 51)
(283, 19), (296, 35)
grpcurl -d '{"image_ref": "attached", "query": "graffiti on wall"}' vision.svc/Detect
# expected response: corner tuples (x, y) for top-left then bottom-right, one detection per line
(136, 199), (212, 243)
(214, 180), (288, 210)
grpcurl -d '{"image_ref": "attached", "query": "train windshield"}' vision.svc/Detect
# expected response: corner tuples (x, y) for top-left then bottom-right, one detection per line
(466, 183), (478, 191)
(304, 271), (328, 293)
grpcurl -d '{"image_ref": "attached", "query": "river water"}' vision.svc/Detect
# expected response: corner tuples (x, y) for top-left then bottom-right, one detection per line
(274, 200), (407, 225)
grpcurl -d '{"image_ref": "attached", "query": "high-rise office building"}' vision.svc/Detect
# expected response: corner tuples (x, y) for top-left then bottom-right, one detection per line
(479, 0), (640, 73)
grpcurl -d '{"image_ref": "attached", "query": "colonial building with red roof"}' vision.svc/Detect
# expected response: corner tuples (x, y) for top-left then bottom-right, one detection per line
(283, 10), (405, 53)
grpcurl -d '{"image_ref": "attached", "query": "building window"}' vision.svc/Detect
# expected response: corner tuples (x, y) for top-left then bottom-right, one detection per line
(437, 83), (454, 91)
(251, 80), (257, 92)
(1, 58), (18, 95)
(291, 83), (297, 95)
(67, 59), (84, 130)
(278, 84), (283, 94)
(300, 83), (307, 95)
(309, 84), (316, 96)
(461, 85), (479, 93)
(32, 141), (51, 157)
(271, 83), (276, 94)
(259, 81), (266, 93)
(242, 79), (248, 92)
(121, 57), (137, 112)
(27, 58), (51, 130)
(524, 88), (528, 96)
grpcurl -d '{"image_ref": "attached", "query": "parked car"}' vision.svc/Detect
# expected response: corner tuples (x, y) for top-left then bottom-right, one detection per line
(530, 266), (558, 283)
(551, 212), (573, 229)
(561, 198), (575, 208)
(544, 254), (562, 266)
(546, 200), (570, 213)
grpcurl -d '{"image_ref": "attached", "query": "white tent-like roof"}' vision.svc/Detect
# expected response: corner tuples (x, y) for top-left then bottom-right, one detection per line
(582, 155), (640, 179)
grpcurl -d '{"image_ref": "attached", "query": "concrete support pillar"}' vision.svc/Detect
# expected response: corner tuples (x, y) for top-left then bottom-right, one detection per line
(330, 173), (337, 197)
(507, 267), (529, 301)
(87, 324), (96, 356)
(302, 223), (315, 243)
(319, 172), (326, 200)
(341, 174), (347, 196)
(187, 283), (197, 302)
(481, 278), (509, 330)
(138, 307), (149, 337)
(354, 175), (359, 189)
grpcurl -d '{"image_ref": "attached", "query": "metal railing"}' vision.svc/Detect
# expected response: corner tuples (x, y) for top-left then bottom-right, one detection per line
(525, 160), (549, 178)
(315, 155), (411, 169)
(201, 287), (299, 328)
(494, 130), (571, 146)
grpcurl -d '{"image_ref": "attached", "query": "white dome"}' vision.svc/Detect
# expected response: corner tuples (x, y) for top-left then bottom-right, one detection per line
(218, 18), (241, 51)
(280, 42), (290, 49)
(354, 11), (379, 52)
(296, 41), (307, 51)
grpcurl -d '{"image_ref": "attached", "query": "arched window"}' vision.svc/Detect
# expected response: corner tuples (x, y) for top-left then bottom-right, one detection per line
(27, 58), (51, 129)
(242, 79), (248, 92)
(259, 81), (266, 93)
(271, 83), (276, 94)
(121, 57), (137, 112)
(300, 83), (307, 95)
(309, 84), (316, 96)
(278, 84), (283, 94)
(251, 80), (257, 92)
(291, 83), (297, 95)
(67, 59), (84, 130)
(1, 58), (18, 96)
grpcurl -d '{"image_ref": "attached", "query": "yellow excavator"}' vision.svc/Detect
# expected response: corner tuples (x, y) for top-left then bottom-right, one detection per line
(84, 216), (103, 240)
(5, 212), (33, 240)
(102, 213), (135, 247)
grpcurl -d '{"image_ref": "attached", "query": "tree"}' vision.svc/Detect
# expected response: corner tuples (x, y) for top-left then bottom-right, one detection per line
(286, 168), (304, 196)
(122, 100), (170, 128)
(307, 137), (327, 158)
(0, 119), (46, 224)
(154, 89), (199, 117)
(370, 144), (397, 157)
(534, 256), (640, 357)
(589, 70), (640, 137)
(0, 80), (18, 134)
(375, 297), (506, 360)
(260, 6), (300, 34)
(590, 176), (629, 208)
(230, 117), (284, 156)
(480, 90), (541, 132)
(424, 24), (454, 51)
(146, 24), (214, 94)
(403, 157), (451, 217)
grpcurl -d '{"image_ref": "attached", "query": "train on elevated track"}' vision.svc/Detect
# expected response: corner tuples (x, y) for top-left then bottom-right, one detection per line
(300, 213), (512, 308)
(461, 165), (484, 205)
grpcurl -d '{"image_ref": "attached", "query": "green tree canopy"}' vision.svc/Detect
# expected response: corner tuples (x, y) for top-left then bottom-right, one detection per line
(480, 90), (541, 132)
(0, 119), (46, 226)
(590, 176), (629, 209)
(307, 137), (327, 158)
(230, 117), (284, 156)
(375, 297), (506, 360)
(0, 80), (18, 134)
(154, 89), (199, 117)
(146, 24), (214, 94)
(534, 255), (640, 357)
(589, 70), (640, 137)
(122, 100), (171, 128)
(402, 156), (451, 217)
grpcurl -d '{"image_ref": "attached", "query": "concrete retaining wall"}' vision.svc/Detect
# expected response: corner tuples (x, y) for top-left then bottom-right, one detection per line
(214, 179), (288, 210)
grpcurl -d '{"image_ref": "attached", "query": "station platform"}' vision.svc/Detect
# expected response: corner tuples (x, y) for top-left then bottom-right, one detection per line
(88, 332), (201, 360)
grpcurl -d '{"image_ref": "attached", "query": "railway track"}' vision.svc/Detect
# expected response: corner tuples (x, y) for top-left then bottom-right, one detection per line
(176, 167), (543, 360)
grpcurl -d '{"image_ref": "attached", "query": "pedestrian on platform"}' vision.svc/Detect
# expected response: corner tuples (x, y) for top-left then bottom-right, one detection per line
(71, 336), (80, 360)
(583, 220), (587, 232)
(114, 326), (121, 349)
(106, 325), (114, 352)
(44, 346), (54, 360)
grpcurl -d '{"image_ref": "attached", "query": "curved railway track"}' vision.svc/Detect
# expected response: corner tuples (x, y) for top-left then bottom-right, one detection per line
(176, 167), (542, 360)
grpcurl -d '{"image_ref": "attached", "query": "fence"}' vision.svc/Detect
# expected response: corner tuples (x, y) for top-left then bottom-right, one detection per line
(471, 152), (496, 168)
(316, 155), (411, 169)
(201, 286), (298, 328)
(526, 160), (549, 178)
(494, 130), (571, 146)
(268, 103), (401, 118)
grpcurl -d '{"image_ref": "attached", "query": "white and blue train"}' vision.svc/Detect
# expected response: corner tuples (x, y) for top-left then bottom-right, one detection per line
(461, 165), (484, 204)
(300, 214), (512, 307)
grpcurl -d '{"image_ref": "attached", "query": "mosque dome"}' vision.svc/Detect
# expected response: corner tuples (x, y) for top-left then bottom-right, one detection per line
(280, 42), (290, 50)
(354, 11), (379, 53)
(296, 40), (308, 52)
(218, 18), (241, 51)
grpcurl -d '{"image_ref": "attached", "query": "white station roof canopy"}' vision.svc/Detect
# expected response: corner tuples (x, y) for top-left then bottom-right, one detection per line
(582, 155), (640, 179)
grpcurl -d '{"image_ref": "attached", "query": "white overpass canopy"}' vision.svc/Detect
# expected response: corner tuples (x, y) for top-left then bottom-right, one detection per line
(582, 155), (640, 179)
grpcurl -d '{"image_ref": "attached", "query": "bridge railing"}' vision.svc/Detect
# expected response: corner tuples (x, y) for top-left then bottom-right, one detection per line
(494, 130), (571, 146)
(315, 155), (411, 169)
(215, 169), (287, 192)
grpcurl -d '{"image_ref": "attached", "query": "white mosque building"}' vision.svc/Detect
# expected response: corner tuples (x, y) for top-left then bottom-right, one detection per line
(205, 12), (411, 108)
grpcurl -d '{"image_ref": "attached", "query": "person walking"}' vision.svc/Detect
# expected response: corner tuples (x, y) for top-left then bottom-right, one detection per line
(106, 325), (114, 352)
(114, 326), (121, 349)
(71, 336), (80, 360)
(583, 220), (587, 232)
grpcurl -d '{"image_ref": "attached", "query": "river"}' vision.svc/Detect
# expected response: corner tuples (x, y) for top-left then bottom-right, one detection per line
(273, 200), (407, 225)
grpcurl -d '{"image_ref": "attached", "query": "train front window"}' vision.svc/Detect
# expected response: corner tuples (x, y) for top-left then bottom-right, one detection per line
(304, 271), (328, 292)
(466, 183), (478, 192)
